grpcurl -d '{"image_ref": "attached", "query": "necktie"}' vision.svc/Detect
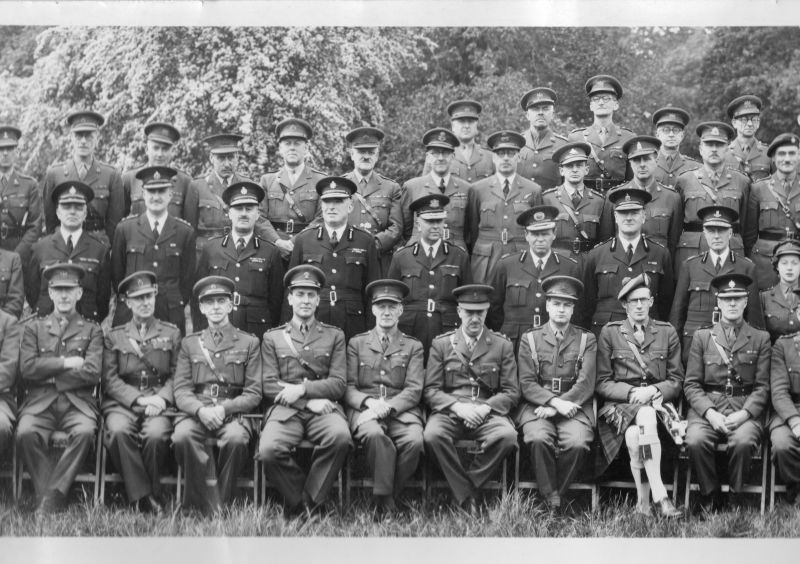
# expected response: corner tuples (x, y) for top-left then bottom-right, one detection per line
(554, 329), (564, 342)
(533, 258), (541, 276)
(212, 330), (222, 345)
(711, 172), (720, 188)
(439, 178), (446, 194)
(503, 179), (510, 198)
(467, 338), (475, 352)
(667, 155), (675, 168)
(66, 235), (74, 254)
(427, 245), (434, 262)
(139, 323), (147, 338)
(784, 179), (791, 196)
(625, 244), (633, 264)
(714, 257), (721, 273)
(152, 221), (159, 240)
(236, 238), (246, 253)
(223, 176), (230, 187)
(0, 176), (6, 188)
(331, 231), (338, 245)
(725, 325), (736, 346)
(381, 335), (389, 351)
(571, 190), (581, 208)
(300, 323), (308, 337)
(634, 324), (645, 345)
(598, 127), (608, 144)
(360, 177), (367, 186)
(78, 163), (88, 180)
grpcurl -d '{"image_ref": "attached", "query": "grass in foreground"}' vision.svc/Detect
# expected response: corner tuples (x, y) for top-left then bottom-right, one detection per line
(1, 490), (799, 537)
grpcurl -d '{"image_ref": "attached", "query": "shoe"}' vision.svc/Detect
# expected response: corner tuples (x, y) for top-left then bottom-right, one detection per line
(137, 494), (164, 516)
(545, 493), (561, 512)
(283, 502), (307, 520)
(36, 490), (67, 515)
(634, 501), (651, 516)
(655, 497), (683, 518)
(459, 495), (479, 517)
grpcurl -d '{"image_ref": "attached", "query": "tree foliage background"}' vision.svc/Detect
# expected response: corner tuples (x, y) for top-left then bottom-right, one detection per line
(1, 26), (798, 183)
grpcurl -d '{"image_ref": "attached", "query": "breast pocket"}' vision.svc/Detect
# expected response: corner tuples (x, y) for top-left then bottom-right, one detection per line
(400, 264), (423, 295)
(513, 201), (533, 214)
(506, 278), (531, 306)
(77, 260), (99, 287)
(439, 265), (461, 296)
(247, 261), (267, 293)
(581, 213), (600, 240)
(444, 359), (466, 389)
(479, 204), (498, 228)
(0, 266), (10, 295)
(758, 201), (781, 228)
(610, 349), (637, 382)
(198, 198), (226, 230)
(65, 336), (90, 357)
(126, 244), (147, 272)
(366, 195), (391, 225)
(735, 352), (758, 383)
(302, 253), (323, 266)
(92, 185), (110, 215)
(688, 280), (713, 312)
(647, 207), (672, 233)
(345, 255), (366, 284)
(478, 363), (500, 390)
(166, 247), (182, 269)
(683, 192), (708, 219)
(223, 350), (249, 384)
(646, 349), (668, 381)
(388, 354), (410, 387)
(447, 196), (467, 227)
(594, 263), (619, 298)
(717, 189), (743, 212)
(209, 258), (230, 275)
(189, 355), (208, 382)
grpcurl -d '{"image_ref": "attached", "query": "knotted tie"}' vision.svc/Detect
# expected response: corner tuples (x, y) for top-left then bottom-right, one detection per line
(300, 323), (308, 338)
(152, 220), (159, 240)
(571, 190), (581, 209)
(625, 244), (633, 265)
(466, 338), (476, 352)
(66, 235), (74, 254)
(503, 179), (510, 199)
(634, 324), (645, 345)
(331, 230), (338, 245)
(139, 323), (147, 338)
(0, 176), (6, 189)
(236, 238), (246, 253)
(710, 171), (720, 188)
(439, 178), (446, 194)
(78, 163), (88, 180)
(381, 334), (389, 352)
(212, 330), (222, 345)
(714, 257), (721, 273)
(532, 258), (542, 277)
(554, 329), (564, 343)
(598, 127), (608, 144)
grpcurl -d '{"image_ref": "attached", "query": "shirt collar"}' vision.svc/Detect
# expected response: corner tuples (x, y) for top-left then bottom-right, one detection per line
(530, 250), (551, 266)
(708, 249), (727, 266)
(232, 232), (253, 247)
(496, 173), (516, 187)
(327, 225), (346, 241)
(291, 317), (316, 334)
(420, 239), (442, 257)
(619, 236), (640, 253)
(355, 171), (373, 185)
(430, 172), (451, 186)
(146, 211), (167, 231)
(461, 326), (484, 344)
(60, 226), (82, 245)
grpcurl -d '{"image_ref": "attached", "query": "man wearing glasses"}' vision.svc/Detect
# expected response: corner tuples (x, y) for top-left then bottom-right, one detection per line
(651, 107), (699, 189)
(568, 75), (634, 193)
(725, 95), (772, 182)
(516, 88), (569, 190)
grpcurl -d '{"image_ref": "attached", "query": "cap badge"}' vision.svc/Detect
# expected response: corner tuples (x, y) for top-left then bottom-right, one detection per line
(533, 211), (545, 221)
(2, 132), (8, 139)
(153, 170), (161, 180)
(666, 113), (677, 121)
(728, 280), (736, 288)
(568, 148), (577, 155)
(136, 278), (145, 287)
(303, 272), (310, 279)
(742, 101), (757, 111)
(598, 81), (609, 89)
(438, 132), (447, 142)
(714, 210), (721, 218)
(430, 199), (440, 208)
(711, 127), (720, 136)
(624, 194), (632, 201)
(69, 186), (77, 195)
(636, 142), (643, 151)
(240, 187), (247, 194)
(329, 181), (337, 189)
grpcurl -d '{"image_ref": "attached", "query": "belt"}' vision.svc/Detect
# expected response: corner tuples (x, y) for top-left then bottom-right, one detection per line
(0, 224), (23, 239)
(405, 301), (456, 314)
(271, 220), (310, 234)
(542, 378), (573, 394)
(553, 239), (594, 253)
(758, 231), (790, 241)
(583, 178), (625, 193)
(476, 230), (522, 245)
(451, 386), (497, 402)
(198, 228), (226, 238)
(83, 219), (105, 232)
(704, 383), (754, 397)
(319, 291), (361, 303)
(194, 383), (243, 400)
(683, 222), (741, 234)
(232, 292), (268, 307)
(123, 372), (164, 391)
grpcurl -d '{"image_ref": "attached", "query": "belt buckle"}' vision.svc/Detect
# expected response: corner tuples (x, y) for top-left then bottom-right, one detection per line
(470, 379), (479, 402)
(138, 373), (149, 391)
(551, 377), (562, 394)
(501, 228), (508, 245)
(712, 310), (721, 324)
(209, 383), (220, 398)
(442, 226), (450, 241)
(572, 239), (581, 254)
(379, 384), (387, 401)
(232, 292), (241, 306)
(724, 382), (734, 397)
(329, 290), (337, 305)
(0, 225), (7, 239)
(427, 299), (436, 313)
(286, 219), (294, 234)
(533, 314), (541, 328)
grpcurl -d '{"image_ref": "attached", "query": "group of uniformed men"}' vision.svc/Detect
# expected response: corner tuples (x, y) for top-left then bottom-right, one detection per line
(1, 73), (800, 520)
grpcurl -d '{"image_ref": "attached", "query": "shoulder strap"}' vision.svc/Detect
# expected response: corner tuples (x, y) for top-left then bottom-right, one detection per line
(554, 190), (590, 239)
(526, 331), (539, 376)
(353, 191), (382, 226)
(449, 332), (494, 391)
(127, 337), (161, 379)
(582, 130), (611, 177)
(619, 326), (649, 375)
(197, 336), (225, 383)
(765, 177), (798, 226)
(282, 327), (319, 378)
(576, 332), (588, 378)
(276, 179), (308, 222)
(709, 331), (732, 367)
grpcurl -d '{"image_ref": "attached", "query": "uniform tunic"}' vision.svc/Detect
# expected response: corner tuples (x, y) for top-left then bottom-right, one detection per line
(0, 249), (23, 318)
(184, 171), (249, 256)
(423, 327), (519, 504)
(0, 310), (21, 456)
(122, 165), (193, 219)
(516, 129), (569, 190)
(760, 285), (800, 342)
(515, 323), (596, 497)
(684, 322), (771, 495)
(654, 151), (699, 189)
(422, 144), (495, 184)
(16, 312), (103, 498)
(387, 241), (471, 361)
(568, 124), (634, 192)
(769, 334), (800, 487)
(111, 214), (196, 333)
(101, 318), (181, 501)
(171, 323), (262, 512)
(726, 138), (772, 182)
(466, 174), (542, 283)
(257, 166), (326, 250)
(541, 184), (605, 264)
(400, 174), (472, 251)
(0, 167), (41, 267)
(259, 319), (352, 509)
(344, 329), (425, 496)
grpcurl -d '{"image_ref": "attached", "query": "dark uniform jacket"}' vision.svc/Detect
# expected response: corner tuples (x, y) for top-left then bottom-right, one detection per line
(172, 323), (262, 418)
(517, 129), (569, 190)
(582, 235), (674, 333)
(194, 233), (284, 338)
(542, 184), (605, 258)
(761, 285), (800, 342)
(515, 323), (597, 427)
(400, 174), (472, 250)
(488, 249), (581, 341)
(28, 231), (111, 322)
(111, 214), (196, 329)
(424, 327), (519, 416)
(257, 166), (326, 244)
(0, 167), (41, 260)
(599, 179), (683, 254)
(42, 158), (126, 242)
(101, 319), (182, 415)
(655, 151), (699, 188)
(261, 319), (347, 422)
(19, 311), (103, 419)
(0, 249), (23, 318)
(770, 333), (800, 431)
(726, 138), (772, 182)
(344, 328), (425, 427)
(185, 171), (250, 255)
(0, 310), (22, 425)
(684, 322), (771, 421)
(123, 165), (193, 219)
(423, 144), (495, 185)
(568, 123), (634, 190)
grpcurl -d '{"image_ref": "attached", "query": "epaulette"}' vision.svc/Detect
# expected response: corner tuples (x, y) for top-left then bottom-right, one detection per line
(618, 125), (634, 133)
(543, 187), (558, 195)
(193, 174), (206, 181)
(723, 165), (749, 179)
(779, 331), (800, 341)
(156, 319), (179, 330)
(119, 214), (139, 223)
(757, 139), (769, 148)
(553, 132), (569, 141)
(350, 224), (371, 236)
(589, 188), (604, 197)
(269, 323), (290, 334)
(84, 231), (109, 247)
(652, 320), (672, 327)
(438, 329), (456, 338)
(606, 320), (624, 327)
(681, 154), (700, 163)
(394, 243), (414, 255)
(353, 330), (370, 338)
(561, 254), (579, 264)
(685, 253), (703, 263)
(18, 312), (37, 325)
(173, 217), (192, 227)
(317, 321), (344, 332)
(487, 329), (512, 343)
(518, 249), (528, 263)
(375, 172), (399, 184)
(399, 332), (422, 344)
(14, 171), (35, 180)
(310, 168), (326, 176)
(110, 324), (126, 334)
(656, 180), (676, 192)
(96, 161), (116, 171)
(645, 236), (666, 249)
(570, 127), (588, 134)
(676, 168), (695, 178)
(596, 236), (615, 248)
(187, 330), (204, 337)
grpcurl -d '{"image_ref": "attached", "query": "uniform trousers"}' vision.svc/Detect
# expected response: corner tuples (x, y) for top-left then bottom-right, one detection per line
(0, 398), (13, 456)
(521, 416), (593, 498)
(423, 412), (518, 504)
(258, 411), (352, 508)
(103, 411), (172, 502)
(352, 417), (423, 496)
(316, 300), (367, 341)
(16, 394), (98, 498)
(172, 417), (251, 512)
(686, 417), (762, 495)
(770, 425), (800, 486)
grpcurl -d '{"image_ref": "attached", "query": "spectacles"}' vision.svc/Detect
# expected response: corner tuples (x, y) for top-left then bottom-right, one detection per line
(590, 95), (616, 103)
(626, 297), (652, 305)
(561, 161), (586, 170)
(658, 126), (684, 135)
(735, 116), (760, 124)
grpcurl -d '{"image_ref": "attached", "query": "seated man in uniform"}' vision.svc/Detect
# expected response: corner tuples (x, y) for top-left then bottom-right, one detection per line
(684, 273), (771, 511)
(344, 279), (424, 515)
(259, 265), (352, 518)
(515, 275), (596, 510)
(16, 263), (103, 514)
(172, 276), (262, 515)
(595, 274), (683, 518)
(423, 284), (519, 515)
(101, 271), (182, 515)
(0, 300), (22, 472)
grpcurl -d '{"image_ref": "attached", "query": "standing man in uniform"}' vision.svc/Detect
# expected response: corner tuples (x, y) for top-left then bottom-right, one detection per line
(0, 125), (41, 272)
(400, 128), (472, 251)
(344, 279), (425, 514)
(568, 75), (634, 193)
(488, 206), (581, 350)
(102, 271), (182, 514)
(582, 188), (674, 336)
(16, 263), (103, 514)
(515, 276), (595, 510)
(423, 100), (494, 184)
(467, 130), (542, 283)
(288, 177), (380, 340)
(0, 301), (21, 468)
(726, 95), (772, 182)
(122, 122), (193, 219)
(599, 136), (683, 254)
(674, 122), (751, 270)
(195, 181), (283, 339)
(651, 106), (699, 188)
(171, 276), (262, 515)
(542, 142), (605, 264)
(258, 118), (326, 260)
(259, 265), (352, 517)
(112, 166), (196, 333)
(744, 133), (800, 289)
(387, 194), (471, 362)
(41, 111), (125, 246)
(185, 133), (248, 257)
(516, 88), (569, 190)
(670, 206), (762, 364)
(28, 182), (110, 323)
(423, 284), (519, 514)
(684, 273), (771, 510)
(342, 127), (403, 275)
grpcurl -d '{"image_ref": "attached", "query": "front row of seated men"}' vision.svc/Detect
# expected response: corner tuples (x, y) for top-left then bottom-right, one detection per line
(2, 259), (799, 520)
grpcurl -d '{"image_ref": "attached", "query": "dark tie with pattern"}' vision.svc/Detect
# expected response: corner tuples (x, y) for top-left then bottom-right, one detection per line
(78, 163), (88, 180)
(381, 334), (389, 352)
(715, 257), (721, 273)
(0, 176), (6, 189)
(503, 179), (510, 199)
(439, 178), (446, 194)
(625, 244), (633, 265)
(212, 330), (222, 345)
(331, 231), (338, 245)
(554, 329), (564, 343)
(66, 235), (74, 254)
(634, 324), (645, 345)
(237, 238), (246, 253)
(152, 220), (159, 240)
(300, 323), (308, 337)
(572, 190), (581, 208)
